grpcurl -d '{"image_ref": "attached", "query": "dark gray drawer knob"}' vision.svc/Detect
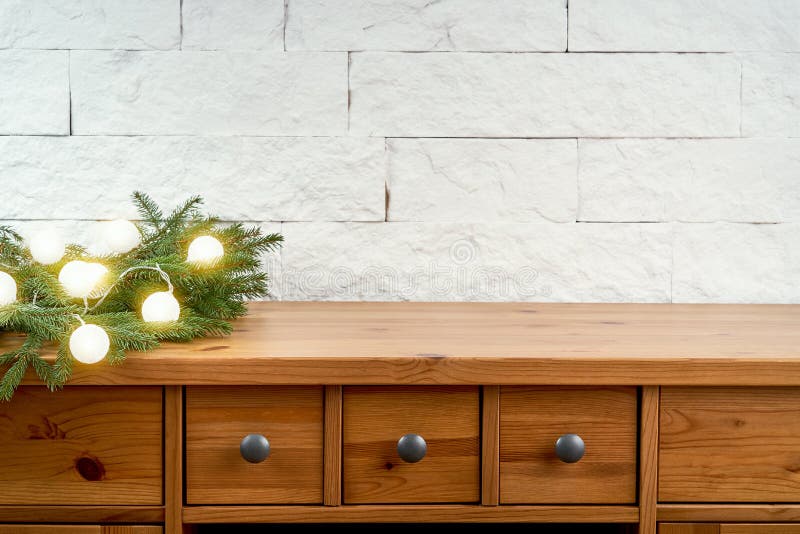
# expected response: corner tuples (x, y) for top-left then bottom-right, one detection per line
(555, 433), (585, 463)
(240, 434), (270, 463)
(397, 433), (427, 463)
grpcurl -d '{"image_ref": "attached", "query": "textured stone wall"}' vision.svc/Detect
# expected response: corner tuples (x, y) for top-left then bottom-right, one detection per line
(1, 0), (798, 302)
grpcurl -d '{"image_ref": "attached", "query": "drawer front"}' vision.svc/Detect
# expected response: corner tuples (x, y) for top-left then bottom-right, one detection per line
(0, 387), (163, 506)
(343, 386), (480, 504)
(660, 387), (800, 502)
(186, 386), (324, 504)
(499, 386), (638, 504)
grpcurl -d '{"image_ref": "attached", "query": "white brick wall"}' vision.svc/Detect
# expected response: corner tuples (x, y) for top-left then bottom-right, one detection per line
(1, 1), (797, 303)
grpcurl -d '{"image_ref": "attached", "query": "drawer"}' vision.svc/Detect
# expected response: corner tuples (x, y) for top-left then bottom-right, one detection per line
(660, 387), (800, 502)
(185, 386), (324, 504)
(343, 386), (480, 504)
(499, 386), (638, 504)
(0, 386), (163, 506)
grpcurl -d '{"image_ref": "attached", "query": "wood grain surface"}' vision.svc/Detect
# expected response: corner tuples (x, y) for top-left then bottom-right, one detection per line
(660, 387), (800, 502)
(658, 504), (800, 522)
(343, 386), (480, 503)
(0, 386), (162, 505)
(481, 385), (500, 506)
(185, 386), (323, 504)
(9, 302), (800, 386)
(640, 386), (660, 534)
(659, 525), (719, 534)
(182, 504), (639, 523)
(0, 528), (161, 534)
(722, 525), (800, 534)
(324, 385), (343, 506)
(499, 386), (637, 504)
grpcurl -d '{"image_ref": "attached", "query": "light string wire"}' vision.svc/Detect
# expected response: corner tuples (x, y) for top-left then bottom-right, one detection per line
(87, 264), (173, 314)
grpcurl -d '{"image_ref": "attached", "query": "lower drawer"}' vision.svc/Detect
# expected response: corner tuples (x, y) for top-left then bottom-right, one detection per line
(660, 387), (800, 502)
(500, 386), (638, 504)
(185, 386), (324, 504)
(0, 387), (163, 506)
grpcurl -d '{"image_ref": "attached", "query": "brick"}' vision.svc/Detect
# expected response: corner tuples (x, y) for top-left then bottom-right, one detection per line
(0, 0), (179, 50)
(673, 223), (800, 303)
(742, 53), (800, 137)
(182, 0), (284, 50)
(278, 222), (671, 302)
(578, 139), (800, 223)
(286, 0), (566, 51)
(569, 0), (800, 52)
(350, 53), (740, 137)
(0, 50), (68, 135)
(0, 136), (385, 221)
(70, 51), (347, 135)
(388, 138), (576, 222)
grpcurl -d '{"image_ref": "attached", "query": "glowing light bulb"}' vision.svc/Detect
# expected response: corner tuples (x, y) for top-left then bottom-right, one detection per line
(29, 230), (65, 265)
(141, 291), (180, 323)
(69, 323), (110, 364)
(102, 219), (141, 254)
(187, 235), (224, 264)
(59, 261), (108, 298)
(0, 271), (17, 306)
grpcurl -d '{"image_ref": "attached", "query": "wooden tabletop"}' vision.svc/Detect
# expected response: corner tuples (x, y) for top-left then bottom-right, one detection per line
(9, 302), (800, 386)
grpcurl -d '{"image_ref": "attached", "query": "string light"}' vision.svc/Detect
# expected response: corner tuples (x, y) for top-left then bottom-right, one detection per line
(187, 235), (224, 264)
(29, 230), (65, 265)
(0, 271), (16, 306)
(88, 264), (180, 323)
(69, 315), (110, 364)
(59, 261), (109, 299)
(102, 219), (141, 254)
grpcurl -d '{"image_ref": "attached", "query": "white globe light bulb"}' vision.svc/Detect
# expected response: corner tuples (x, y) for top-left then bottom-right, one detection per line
(69, 323), (110, 364)
(102, 219), (141, 254)
(29, 230), (65, 265)
(187, 235), (224, 264)
(59, 261), (109, 298)
(141, 291), (181, 323)
(0, 271), (17, 306)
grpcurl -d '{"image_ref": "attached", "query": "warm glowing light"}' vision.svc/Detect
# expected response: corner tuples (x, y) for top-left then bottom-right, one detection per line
(141, 291), (180, 323)
(59, 261), (109, 298)
(102, 219), (141, 254)
(0, 271), (17, 306)
(187, 235), (224, 264)
(69, 323), (110, 364)
(29, 230), (65, 265)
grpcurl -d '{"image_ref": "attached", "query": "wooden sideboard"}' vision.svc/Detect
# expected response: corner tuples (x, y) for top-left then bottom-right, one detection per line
(1, 302), (800, 534)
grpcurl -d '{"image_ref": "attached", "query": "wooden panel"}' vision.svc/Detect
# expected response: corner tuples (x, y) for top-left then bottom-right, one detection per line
(13, 303), (800, 387)
(659, 505), (800, 522)
(0, 386), (162, 505)
(0, 528), (161, 534)
(324, 385), (343, 506)
(164, 386), (190, 534)
(641, 386), (660, 534)
(499, 386), (637, 504)
(481, 386), (500, 506)
(659, 525), (718, 534)
(660, 387), (800, 502)
(0, 507), (164, 524)
(185, 386), (323, 504)
(183, 504), (639, 523)
(722, 526), (800, 534)
(343, 386), (480, 504)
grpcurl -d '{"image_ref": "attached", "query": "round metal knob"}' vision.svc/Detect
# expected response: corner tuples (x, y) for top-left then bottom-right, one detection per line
(240, 434), (270, 463)
(554, 433), (585, 463)
(397, 433), (427, 463)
